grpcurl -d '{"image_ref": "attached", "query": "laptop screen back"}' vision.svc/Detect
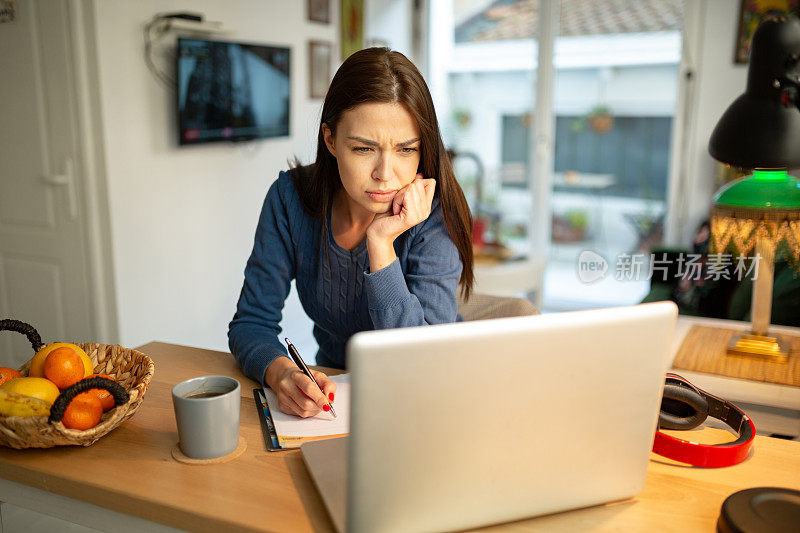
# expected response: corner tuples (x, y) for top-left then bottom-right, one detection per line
(344, 302), (677, 533)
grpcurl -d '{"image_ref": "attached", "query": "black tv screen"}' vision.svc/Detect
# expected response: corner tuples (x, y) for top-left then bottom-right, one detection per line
(177, 38), (290, 145)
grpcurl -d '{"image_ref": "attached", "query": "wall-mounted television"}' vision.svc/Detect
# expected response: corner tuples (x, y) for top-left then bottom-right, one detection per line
(177, 38), (290, 145)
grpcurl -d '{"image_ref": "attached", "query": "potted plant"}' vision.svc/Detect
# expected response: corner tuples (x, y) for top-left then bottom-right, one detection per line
(452, 107), (472, 129)
(551, 209), (589, 243)
(570, 104), (614, 134)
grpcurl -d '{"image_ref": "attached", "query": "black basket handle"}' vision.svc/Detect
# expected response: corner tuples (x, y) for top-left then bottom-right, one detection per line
(0, 319), (44, 352)
(48, 376), (130, 424)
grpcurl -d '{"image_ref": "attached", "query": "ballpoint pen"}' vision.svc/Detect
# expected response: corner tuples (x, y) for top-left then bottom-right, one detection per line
(284, 337), (336, 418)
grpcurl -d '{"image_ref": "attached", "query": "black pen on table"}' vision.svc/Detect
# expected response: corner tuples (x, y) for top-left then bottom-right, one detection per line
(284, 337), (336, 418)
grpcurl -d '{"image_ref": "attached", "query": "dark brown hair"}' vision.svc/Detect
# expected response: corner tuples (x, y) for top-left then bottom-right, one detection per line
(290, 47), (473, 299)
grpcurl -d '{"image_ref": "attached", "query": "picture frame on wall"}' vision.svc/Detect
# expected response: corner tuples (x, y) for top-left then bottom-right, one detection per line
(309, 41), (332, 99)
(735, 0), (799, 63)
(308, 0), (330, 24)
(0, 1), (17, 23)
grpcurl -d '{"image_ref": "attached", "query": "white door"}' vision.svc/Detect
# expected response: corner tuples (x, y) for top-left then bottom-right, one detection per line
(0, 0), (95, 368)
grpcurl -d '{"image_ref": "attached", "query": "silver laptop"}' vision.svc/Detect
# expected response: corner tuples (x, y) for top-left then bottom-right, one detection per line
(302, 301), (678, 533)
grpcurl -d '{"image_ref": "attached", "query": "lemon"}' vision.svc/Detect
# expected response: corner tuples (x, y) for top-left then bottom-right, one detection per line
(0, 377), (60, 405)
(29, 343), (93, 378)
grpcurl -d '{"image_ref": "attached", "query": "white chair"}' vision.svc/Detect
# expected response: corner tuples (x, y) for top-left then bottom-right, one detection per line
(472, 256), (545, 309)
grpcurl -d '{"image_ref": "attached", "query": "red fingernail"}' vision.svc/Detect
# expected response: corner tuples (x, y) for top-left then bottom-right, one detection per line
(329, 393), (335, 402)
(323, 404), (330, 412)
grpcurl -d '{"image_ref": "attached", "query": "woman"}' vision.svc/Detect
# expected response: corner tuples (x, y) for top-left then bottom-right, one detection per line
(228, 47), (473, 417)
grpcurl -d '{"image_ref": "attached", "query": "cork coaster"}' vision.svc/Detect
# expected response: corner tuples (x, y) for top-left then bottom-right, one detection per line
(673, 325), (800, 387)
(171, 436), (247, 465)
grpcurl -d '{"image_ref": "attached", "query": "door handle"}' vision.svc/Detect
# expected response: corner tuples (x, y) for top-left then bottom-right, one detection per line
(43, 157), (78, 220)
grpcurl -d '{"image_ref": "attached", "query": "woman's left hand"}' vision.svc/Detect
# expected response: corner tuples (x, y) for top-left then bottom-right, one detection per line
(366, 174), (436, 243)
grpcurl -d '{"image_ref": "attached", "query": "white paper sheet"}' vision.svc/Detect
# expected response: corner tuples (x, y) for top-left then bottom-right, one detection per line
(262, 373), (350, 438)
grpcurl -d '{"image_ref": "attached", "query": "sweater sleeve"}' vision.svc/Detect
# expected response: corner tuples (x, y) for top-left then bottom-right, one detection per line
(364, 198), (462, 328)
(228, 175), (295, 385)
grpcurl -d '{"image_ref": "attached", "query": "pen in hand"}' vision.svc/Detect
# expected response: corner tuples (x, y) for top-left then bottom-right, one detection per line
(284, 338), (336, 418)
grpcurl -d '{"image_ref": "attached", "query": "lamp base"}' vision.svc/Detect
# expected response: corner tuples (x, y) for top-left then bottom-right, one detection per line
(673, 325), (799, 387)
(726, 333), (790, 361)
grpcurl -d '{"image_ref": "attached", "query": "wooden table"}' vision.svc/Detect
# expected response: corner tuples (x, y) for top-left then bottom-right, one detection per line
(0, 342), (799, 532)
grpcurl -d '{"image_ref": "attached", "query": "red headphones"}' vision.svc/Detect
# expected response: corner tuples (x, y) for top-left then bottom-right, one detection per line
(652, 373), (755, 468)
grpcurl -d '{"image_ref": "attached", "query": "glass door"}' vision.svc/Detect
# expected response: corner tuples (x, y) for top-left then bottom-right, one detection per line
(546, 0), (683, 310)
(428, 0), (684, 311)
(429, 0), (545, 304)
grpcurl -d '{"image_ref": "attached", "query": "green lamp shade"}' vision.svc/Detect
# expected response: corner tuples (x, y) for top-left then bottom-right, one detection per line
(711, 169), (800, 268)
(713, 170), (800, 209)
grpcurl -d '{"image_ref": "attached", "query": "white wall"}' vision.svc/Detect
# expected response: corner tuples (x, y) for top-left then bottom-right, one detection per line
(92, 0), (336, 353)
(366, 0), (414, 57)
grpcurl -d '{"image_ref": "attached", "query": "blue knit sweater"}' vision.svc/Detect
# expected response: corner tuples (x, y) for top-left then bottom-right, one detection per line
(228, 170), (462, 383)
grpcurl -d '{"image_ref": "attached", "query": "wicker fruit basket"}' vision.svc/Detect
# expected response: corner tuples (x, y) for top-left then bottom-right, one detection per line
(0, 319), (154, 449)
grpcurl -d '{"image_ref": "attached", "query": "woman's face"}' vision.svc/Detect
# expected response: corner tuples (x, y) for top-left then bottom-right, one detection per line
(322, 102), (422, 215)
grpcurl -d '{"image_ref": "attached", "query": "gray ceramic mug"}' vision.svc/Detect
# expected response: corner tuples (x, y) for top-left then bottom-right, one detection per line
(172, 375), (241, 459)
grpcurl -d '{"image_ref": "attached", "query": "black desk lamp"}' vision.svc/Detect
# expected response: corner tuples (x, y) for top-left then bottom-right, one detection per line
(708, 14), (800, 359)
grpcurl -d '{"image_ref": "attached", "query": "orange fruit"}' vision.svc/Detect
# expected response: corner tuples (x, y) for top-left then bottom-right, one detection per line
(62, 392), (103, 430)
(44, 347), (86, 390)
(0, 377), (60, 405)
(86, 374), (116, 412)
(0, 367), (22, 386)
(29, 343), (93, 379)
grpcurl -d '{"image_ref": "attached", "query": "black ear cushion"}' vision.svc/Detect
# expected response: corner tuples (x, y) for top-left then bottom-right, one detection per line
(659, 383), (709, 430)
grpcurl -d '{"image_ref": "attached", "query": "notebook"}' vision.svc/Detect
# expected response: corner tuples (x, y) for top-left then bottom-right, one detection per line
(256, 373), (350, 449)
(302, 302), (678, 533)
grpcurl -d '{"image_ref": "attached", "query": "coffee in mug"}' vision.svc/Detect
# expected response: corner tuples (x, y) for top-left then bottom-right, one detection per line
(184, 391), (225, 399)
(172, 375), (241, 459)
(184, 391), (225, 398)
